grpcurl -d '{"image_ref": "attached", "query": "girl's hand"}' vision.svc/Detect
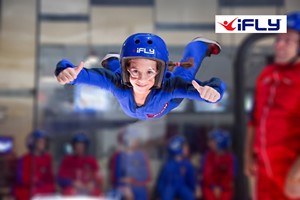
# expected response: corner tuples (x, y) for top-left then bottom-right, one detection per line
(192, 80), (220, 102)
(56, 62), (84, 85)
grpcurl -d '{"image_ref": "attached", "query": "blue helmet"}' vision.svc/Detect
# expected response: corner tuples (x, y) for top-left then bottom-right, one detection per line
(27, 129), (48, 151)
(208, 129), (231, 151)
(167, 135), (186, 156)
(287, 12), (300, 32)
(120, 33), (169, 88)
(71, 133), (90, 147)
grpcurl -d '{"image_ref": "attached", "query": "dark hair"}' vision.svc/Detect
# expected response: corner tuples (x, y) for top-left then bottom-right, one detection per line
(167, 57), (194, 72)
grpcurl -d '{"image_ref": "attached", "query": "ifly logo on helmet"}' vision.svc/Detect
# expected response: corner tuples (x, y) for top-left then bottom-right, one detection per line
(136, 48), (155, 54)
(215, 15), (287, 33)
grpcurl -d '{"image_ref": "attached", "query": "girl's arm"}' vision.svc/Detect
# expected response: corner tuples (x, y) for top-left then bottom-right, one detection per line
(170, 77), (226, 103)
(55, 59), (122, 91)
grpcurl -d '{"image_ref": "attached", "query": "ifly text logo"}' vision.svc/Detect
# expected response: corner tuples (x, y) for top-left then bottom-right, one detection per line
(215, 15), (287, 33)
(136, 48), (155, 54)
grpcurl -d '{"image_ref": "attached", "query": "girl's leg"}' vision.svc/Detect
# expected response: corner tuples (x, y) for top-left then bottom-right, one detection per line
(173, 38), (221, 81)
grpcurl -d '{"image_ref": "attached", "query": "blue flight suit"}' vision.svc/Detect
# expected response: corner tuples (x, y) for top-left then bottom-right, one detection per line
(55, 40), (226, 120)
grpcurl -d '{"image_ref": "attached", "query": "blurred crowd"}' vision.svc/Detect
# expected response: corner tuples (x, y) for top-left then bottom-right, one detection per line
(0, 128), (235, 200)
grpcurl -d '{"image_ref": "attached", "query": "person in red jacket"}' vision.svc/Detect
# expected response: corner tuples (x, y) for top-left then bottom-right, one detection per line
(57, 133), (102, 196)
(201, 129), (235, 200)
(14, 130), (55, 200)
(244, 12), (300, 200)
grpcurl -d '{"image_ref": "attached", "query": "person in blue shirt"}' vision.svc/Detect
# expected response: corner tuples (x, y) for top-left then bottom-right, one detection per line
(156, 135), (196, 200)
(113, 137), (151, 200)
(55, 33), (226, 120)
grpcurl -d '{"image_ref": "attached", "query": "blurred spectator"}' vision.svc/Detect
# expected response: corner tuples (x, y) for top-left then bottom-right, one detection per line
(112, 137), (151, 200)
(156, 135), (196, 200)
(244, 12), (300, 200)
(108, 129), (126, 189)
(57, 133), (102, 196)
(0, 138), (17, 199)
(200, 129), (235, 200)
(183, 140), (203, 200)
(14, 130), (55, 200)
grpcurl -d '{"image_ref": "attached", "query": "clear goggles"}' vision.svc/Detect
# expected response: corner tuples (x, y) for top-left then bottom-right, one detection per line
(127, 68), (159, 80)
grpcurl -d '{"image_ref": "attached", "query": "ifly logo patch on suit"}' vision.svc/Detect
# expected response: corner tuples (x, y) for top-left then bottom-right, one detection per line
(215, 15), (287, 33)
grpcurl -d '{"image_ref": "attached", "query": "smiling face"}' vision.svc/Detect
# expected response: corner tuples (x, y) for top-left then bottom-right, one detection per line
(127, 58), (158, 94)
(274, 29), (299, 64)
